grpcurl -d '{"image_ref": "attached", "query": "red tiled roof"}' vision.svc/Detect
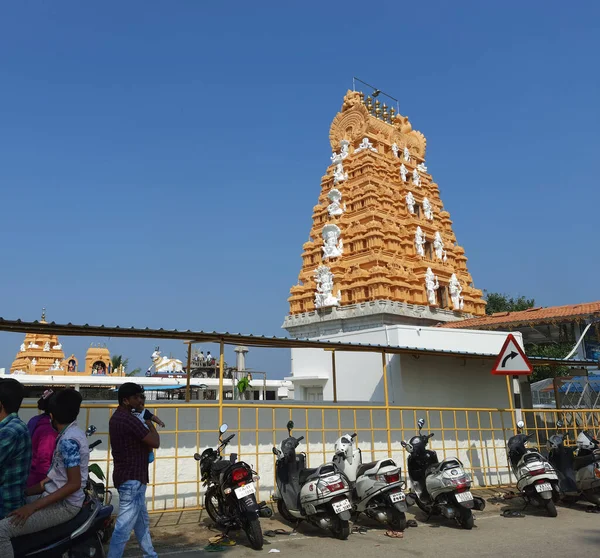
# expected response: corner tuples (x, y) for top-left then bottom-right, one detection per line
(440, 301), (600, 330)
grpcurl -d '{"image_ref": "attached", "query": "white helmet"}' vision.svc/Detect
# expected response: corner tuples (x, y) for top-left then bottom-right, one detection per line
(576, 431), (595, 450)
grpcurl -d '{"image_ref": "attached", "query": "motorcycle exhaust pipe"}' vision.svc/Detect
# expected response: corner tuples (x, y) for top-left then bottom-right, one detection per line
(405, 493), (416, 507)
(440, 505), (456, 519)
(472, 497), (486, 511)
(258, 502), (274, 518)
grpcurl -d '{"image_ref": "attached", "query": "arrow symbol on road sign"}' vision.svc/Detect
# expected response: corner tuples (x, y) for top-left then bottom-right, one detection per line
(501, 351), (518, 368)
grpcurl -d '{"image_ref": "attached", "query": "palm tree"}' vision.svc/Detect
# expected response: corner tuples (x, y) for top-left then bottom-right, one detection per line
(110, 355), (141, 377)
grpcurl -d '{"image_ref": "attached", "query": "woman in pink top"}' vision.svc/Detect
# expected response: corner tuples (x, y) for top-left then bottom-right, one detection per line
(26, 390), (57, 487)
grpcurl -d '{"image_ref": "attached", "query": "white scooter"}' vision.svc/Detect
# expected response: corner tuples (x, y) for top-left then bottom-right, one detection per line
(402, 418), (485, 529)
(508, 420), (560, 516)
(332, 432), (410, 531)
(273, 421), (353, 539)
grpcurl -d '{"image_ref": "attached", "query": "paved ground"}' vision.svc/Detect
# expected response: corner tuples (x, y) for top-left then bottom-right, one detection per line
(122, 491), (600, 557)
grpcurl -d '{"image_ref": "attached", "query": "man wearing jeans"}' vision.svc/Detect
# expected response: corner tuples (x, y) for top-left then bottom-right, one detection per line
(108, 383), (160, 558)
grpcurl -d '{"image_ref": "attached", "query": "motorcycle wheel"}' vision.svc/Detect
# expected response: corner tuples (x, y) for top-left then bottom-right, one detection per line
(389, 508), (407, 531)
(277, 499), (295, 523)
(244, 517), (264, 550)
(331, 517), (350, 540)
(205, 487), (226, 526)
(458, 507), (474, 530)
(544, 499), (558, 517)
(415, 496), (431, 514)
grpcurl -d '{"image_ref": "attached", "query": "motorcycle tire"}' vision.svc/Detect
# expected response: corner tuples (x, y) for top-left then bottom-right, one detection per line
(389, 509), (407, 531)
(205, 487), (226, 526)
(544, 499), (558, 517)
(458, 507), (474, 530)
(244, 517), (264, 550)
(277, 499), (295, 523)
(331, 517), (350, 540)
(415, 496), (431, 515)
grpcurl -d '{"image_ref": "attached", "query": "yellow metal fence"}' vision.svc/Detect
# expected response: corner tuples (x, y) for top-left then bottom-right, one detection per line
(21, 403), (600, 513)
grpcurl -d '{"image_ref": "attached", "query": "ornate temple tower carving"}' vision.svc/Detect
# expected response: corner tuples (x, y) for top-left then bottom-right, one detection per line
(284, 90), (486, 337)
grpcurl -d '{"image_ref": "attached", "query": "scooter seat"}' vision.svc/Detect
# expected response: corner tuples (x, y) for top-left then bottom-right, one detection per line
(11, 501), (93, 555)
(299, 467), (319, 484)
(357, 461), (379, 477)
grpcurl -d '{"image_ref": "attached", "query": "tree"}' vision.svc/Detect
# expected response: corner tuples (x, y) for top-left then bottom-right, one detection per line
(484, 291), (535, 315)
(110, 355), (141, 377)
(526, 342), (574, 383)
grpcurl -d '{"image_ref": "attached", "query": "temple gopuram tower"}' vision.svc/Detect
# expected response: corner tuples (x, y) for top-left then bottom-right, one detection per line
(283, 90), (486, 338)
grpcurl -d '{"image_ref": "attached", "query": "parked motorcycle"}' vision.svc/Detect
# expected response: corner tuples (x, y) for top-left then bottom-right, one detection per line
(402, 418), (485, 529)
(508, 420), (559, 516)
(332, 432), (410, 531)
(547, 420), (581, 503)
(573, 426), (600, 505)
(273, 420), (353, 540)
(194, 423), (269, 550)
(12, 425), (114, 558)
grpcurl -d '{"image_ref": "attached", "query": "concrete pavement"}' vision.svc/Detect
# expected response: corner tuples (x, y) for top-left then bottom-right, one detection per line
(123, 497), (600, 557)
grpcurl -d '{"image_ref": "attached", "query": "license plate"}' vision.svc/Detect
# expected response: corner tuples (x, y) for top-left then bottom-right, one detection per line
(332, 499), (352, 514)
(535, 483), (552, 493)
(390, 492), (405, 503)
(234, 483), (256, 499)
(455, 491), (473, 502)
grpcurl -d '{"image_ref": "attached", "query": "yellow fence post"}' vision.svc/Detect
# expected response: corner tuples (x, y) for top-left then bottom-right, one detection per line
(218, 338), (225, 424)
(185, 342), (192, 403)
(381, 352), (392, 457)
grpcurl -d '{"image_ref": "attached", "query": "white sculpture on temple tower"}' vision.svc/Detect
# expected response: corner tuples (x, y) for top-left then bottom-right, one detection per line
(339, 139), (350, 159)
(425, 268), (440, 306)
(322, 224), (343, 259)
(31, 358), (37, 366)
(331, 139), (350, 185)
(403, 146), (411, 161)
(433, 232), (445, 260)
(412, 168), (421, 187)
(50, 359), (63, 371)
(43, 342), (50, 352)
(449, 273), (464, 311)
(415, 226), (426, 257)
(392, 143), (399, 158)
(400, 163), (408, 182)
(417, 162), (428, 173)
(20, 343), (26, 352)
(28, 341), (39, 349)
(314, 265), (341, 308)
(53, 343), (62, 350)
(406, 191), (416, 214)
(422, 197), (434, 220)
(355, 137), (377, 153)
(151, 348), (184, 373)
(327, 189), (345, 217)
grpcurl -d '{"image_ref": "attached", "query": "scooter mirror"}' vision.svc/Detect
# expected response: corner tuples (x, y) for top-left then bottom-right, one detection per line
(417, 418), (425, 429)
(272, 447), (278, 455)
(86, 425), (97, 436)
(286, 420), (294, 432)
(219, 423), (229, 435)
(556, 420), (564, 428)
(516, 420), (525, 429)
(401, 440), (407, 448)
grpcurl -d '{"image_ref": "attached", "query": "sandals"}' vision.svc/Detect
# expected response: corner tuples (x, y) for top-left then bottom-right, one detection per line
(385, 530), (404, 538)
(406, 519), (418, 528)
(502, 510), (524, 518)
(264, 529), (293, 537)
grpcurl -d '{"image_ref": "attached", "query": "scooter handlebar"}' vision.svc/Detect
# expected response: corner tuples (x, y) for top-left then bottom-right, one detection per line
(296, 436), (304, 444)
(427, 433), (435, 439)
(351, 433), (357, 439)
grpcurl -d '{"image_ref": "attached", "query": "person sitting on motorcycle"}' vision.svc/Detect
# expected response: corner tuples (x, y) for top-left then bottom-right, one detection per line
(26, 390), (58, 488)
(0, 388), (89, 558)
(0, 379), (32, 521)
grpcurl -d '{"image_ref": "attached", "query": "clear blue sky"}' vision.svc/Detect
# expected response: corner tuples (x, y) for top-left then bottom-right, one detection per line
(1, 1), (598, 377)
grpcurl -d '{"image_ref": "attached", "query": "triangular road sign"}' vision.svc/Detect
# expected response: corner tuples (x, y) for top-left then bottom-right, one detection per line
(491, 333), (533, 376)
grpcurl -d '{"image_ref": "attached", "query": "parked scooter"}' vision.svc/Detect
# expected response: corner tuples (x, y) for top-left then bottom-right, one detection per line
(573, 427), (600, 505)
(332, 432), (410, 531)
(402, 418), (485, 529)
(508, 420), (559, 516)
(547, 420), (581, 503)
(12, 425), (114, 558)
(273, 421), (353, 539)
(194, 423), (270, 550)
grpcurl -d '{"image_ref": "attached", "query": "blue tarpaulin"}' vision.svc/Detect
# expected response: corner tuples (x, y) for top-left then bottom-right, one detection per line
(559, 374), (600, 393)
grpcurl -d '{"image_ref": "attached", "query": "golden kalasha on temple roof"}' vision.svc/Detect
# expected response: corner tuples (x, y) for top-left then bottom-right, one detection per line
(285, 89), (486, 332)
(10, 309), (115, 376)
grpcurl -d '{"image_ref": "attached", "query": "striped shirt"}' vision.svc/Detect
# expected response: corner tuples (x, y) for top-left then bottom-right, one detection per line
(0, 413), (32, 519)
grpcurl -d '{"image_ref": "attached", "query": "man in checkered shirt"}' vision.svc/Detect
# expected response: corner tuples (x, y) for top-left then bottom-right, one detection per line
(0, 379), (32, 520)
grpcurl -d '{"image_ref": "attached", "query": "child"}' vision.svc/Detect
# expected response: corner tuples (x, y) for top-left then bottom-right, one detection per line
(131, 394), (164, 464)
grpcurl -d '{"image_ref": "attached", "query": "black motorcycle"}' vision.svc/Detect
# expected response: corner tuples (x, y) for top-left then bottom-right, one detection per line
(12, 426), (114, 558)
(194, 423), (270, 550)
